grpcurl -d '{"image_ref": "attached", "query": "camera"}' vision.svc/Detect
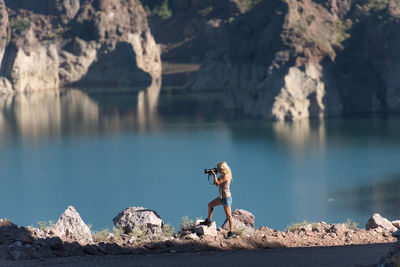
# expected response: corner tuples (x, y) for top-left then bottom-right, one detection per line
(204, 168), (218, 175)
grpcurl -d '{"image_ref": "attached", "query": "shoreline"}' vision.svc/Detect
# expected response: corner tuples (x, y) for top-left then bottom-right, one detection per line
(1, 207), (399, 264)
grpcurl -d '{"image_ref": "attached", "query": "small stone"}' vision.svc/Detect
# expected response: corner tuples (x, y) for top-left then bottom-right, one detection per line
(14, 241), (22, 247)
(185, 233), (199, 240)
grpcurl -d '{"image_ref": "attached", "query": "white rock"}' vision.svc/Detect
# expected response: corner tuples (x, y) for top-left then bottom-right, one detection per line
(194, 221), (217, 237)
(222, 209), (255, 235)
(185, 233), (200, 240)
(53, 206), (93, 244)
(113, 206), (163, 234)
(366, 213), (397, 232)
(392, 220), (400, 229)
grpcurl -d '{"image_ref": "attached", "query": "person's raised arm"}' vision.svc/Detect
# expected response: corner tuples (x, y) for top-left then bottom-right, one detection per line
(212, 172), (230, 186)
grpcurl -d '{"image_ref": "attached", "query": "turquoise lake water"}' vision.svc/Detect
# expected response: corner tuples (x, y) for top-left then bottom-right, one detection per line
(1, 87), (400, 231)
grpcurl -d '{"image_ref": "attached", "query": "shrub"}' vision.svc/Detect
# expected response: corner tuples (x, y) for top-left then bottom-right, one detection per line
(233, 226), (246, 236)
(10, 18), (30, 38)
(162, 223), (175, 238)
(336, 18), (352, 44)
(343, 219), (358, 229)
(36, 220), (55, 230)
(150, 0), (172, 19)
(179, 216), (194, 230)
(129, 225), (149, 241)
(92, 229), (110, 243)
(112, 225), (125, 238)
(235, 0), (261, 13)
(286, 220), (309, 232)
(198, 6), (213, 16)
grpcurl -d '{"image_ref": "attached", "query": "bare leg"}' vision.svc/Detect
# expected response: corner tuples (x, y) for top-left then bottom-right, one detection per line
(223, 205), (234, 232)
(208, 198), (222, 221)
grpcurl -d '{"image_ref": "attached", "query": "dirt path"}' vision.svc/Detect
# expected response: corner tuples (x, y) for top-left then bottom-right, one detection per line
(1, 243), (392, 267)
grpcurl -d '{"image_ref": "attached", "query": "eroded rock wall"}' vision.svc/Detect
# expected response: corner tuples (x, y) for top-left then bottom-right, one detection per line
(0, 0), (161, 93)
(185, 0), (341, 120)
(185, 0), (400, 120)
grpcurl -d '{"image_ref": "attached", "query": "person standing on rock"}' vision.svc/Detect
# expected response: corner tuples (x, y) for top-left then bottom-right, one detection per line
(200, 161), (235, 239)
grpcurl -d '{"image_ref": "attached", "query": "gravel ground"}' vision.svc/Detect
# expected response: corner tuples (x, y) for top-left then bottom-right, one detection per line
(0, 243), (392, 267)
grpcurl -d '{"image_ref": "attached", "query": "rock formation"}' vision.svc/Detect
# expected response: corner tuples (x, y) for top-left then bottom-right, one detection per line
(183, 0), (400, 120)
(0, 0), (161, 94)
(113, 206), (164, 234)
(53, 206), (93, 244)
(0, 0), (9, 65)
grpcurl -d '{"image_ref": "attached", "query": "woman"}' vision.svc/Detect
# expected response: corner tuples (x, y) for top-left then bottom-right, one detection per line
(200, 161), (236, 239)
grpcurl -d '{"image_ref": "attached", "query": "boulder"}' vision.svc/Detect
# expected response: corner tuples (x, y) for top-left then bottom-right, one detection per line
(366, 213), (397, 232)
(222, 209), (255, 235)
(53, 206), (93, 244)
(392, 220), (400, 229)
(193, 221), (217, 237)
(113, 206), (163, 234)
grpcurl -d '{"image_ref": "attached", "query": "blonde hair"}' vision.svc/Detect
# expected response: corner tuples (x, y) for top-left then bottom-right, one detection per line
(217, 161), (232, 177)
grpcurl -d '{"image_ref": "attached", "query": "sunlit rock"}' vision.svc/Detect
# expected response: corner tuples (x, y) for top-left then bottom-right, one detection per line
(113, 206), (163, 234)
(222, 209), (255, 235)
(53, 206), (93, 244)
(366, 213), (397, 232)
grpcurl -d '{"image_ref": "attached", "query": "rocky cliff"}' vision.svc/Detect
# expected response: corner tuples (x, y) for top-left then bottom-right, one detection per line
(0, 0), (161, 94)
(182, 0), (400, 120)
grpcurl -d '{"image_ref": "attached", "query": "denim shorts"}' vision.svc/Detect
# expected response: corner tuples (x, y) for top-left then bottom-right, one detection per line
(220, 197), (232, 207)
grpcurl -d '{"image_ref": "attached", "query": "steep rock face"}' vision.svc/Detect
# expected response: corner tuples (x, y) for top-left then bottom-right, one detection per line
(4, 0), (80, 21)
(0, 0), (161, 93)
(186, 0), (340, 120)
(185, 0), (400, 120)
(148, 0), (241, 62)
(3, 37), (59, 92)
(0, 0), (9, 65)
(59, 0), (161, 86)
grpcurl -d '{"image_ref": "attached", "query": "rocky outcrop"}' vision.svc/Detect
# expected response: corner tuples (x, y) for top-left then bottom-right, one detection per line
(0, 0), (9, 65)
(59, 0), (161, 87)
(184, 0), (400, 120)
(113, 206), (164, 234)
(0, 0), (161, 93)
(185, 0), (339, 120)
(147, 0), (245, 62)
(3, 38), (59, 92)
(4, 0), (80, 22)
(53, 206), (93, 244)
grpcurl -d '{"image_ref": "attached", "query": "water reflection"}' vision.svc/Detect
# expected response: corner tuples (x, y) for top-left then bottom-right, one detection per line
(137, 78), (161, 132)
(273, 120), (326, 148)
(0, 90), (99, 140)
(0, 78), (162, 141)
